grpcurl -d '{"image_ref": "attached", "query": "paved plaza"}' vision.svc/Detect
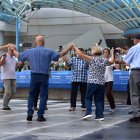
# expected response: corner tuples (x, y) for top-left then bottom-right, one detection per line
(0, 99), (140, 140)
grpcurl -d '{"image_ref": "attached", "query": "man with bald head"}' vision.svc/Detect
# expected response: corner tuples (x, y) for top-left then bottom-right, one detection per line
(35, 35), (45, 46)
(19, 35), (73, 122)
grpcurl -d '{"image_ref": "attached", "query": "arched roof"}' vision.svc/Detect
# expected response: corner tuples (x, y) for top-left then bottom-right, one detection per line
(0, 0), (140, 35)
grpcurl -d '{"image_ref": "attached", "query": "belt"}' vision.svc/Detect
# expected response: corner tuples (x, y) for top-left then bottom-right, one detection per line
(31, 72), (49, 76)
(131, 68), (140, 71)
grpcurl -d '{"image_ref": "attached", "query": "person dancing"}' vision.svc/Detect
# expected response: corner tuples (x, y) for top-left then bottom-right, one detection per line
(18, 35), (73, 122)
(103, 48), (116, 112)
(73, 44), (114, 121)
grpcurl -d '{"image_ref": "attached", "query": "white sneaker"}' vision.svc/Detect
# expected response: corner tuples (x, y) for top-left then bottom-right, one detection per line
(95, 118), (104, 121)
(82, 114), (92, 120)
(110, 108), (116, 113)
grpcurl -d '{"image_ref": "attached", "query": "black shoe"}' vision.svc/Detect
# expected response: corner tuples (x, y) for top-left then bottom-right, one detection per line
(2, 106), (11, 110)
(129, 116), (140, 122)
(27, 115), (33, 121)
(37, 116), (46, 122)
(128, 111), (134, 115)
(34, 107), (39, 111)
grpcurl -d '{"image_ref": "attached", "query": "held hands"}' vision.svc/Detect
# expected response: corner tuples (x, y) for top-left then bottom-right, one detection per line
(68, 43), (77, 53)
(69, 43), (75, 50)
(68, 43), (82, 56)
(72, 44), (83, 56)
(70, 43), (77, 51)
(7, 44), (19, 57)
(8, 43), (16, 51)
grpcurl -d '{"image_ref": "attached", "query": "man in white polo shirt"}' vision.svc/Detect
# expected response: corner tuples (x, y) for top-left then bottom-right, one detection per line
(0, 44), (18, 110)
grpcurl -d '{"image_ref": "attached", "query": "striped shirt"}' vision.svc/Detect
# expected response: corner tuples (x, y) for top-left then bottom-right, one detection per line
(70, 57), (88, 82)
(19, 46), (60, 74)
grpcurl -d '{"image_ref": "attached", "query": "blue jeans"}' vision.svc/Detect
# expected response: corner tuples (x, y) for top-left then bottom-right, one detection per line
(85, 83), (105, 118)
(27, 73), (49, 117)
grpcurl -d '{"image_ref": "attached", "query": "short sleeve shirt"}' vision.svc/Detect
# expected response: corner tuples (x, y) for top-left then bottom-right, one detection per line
(105, 64), (114, 82)
(70, 57), (88, 82)
(1, 53), (17, 80)
(123, 43), (140, 69)
(19, 46), (60, 74)
(88, 56), (108, 85)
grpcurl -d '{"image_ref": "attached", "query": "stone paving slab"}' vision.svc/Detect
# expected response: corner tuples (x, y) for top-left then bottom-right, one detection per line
(0, 99), (138, 140)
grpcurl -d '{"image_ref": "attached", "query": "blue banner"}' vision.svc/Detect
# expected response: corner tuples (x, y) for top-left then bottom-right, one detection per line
(113, 71), (129, 92)
(0, 70), (129, 92)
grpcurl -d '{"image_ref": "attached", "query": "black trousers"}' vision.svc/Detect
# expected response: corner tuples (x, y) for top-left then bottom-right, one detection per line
(105, 81), (116, 109)
(70, 82), (87, 108)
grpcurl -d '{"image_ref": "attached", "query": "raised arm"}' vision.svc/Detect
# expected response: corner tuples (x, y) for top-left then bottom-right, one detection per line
(115, 47), (128, 54)
(8, 44), (19, 57)
(108, 48), (114, 64)
(115, 59), (130, 68)
(0, 53), (7, 66)
(115, 59), (126, 64)
(73, 45), (92, 62)
(0, 44), (9, 51)
(60, 44), (73, 57)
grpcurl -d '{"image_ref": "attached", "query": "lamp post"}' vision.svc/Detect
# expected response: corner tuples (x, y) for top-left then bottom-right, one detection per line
(16, 16), (20, 52)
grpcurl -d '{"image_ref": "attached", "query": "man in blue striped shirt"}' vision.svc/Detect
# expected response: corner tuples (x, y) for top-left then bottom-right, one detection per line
(18, 35), (73, 121)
